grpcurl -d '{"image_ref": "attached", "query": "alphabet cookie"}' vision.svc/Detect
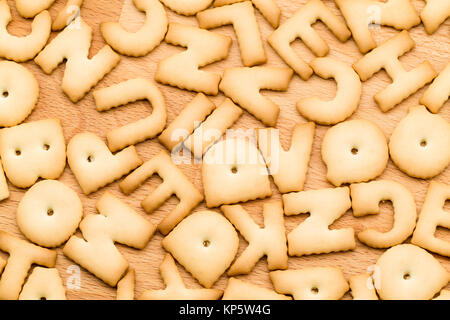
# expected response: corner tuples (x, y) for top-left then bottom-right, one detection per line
(162, 211), (239, 288)
(34, 17), (120, 102)
(202, 138), (272, 207)
(283, 187), (355, 256)
(0, 0), (51, 62)
(63, 192), (156, 286)
(412, 181), (450, 257)
(335, 0), (420, 53)
(67, 132), (142, 195)
(321, 119), (388, 186)
(373, 244), (449, 300)
(0, 231), (56, 300)
(17, 180), (83, 248)
(197, 1), (266, 67)
(160, 0), (213, 16)
(256, 123), (314, 193)
(420, 0), (450, 34)
(15, 0), (54, 18)
(119, 150), (203, 235)
(222, 278), (291, 300)
(353, 31), (437, 112)
(296, 58), (361, 125)
(0, 61), (39, 127)
(139, 254), (223, 300)
(0, 119), (66, 188)
(420, 62), (450, 113)
(101, 0), (168, 57)
(268, 0), (350, 80)
(219, 66), (293, 126)
(221, 201), (288, 275)
(388, 105), (450, 179)
(94, 78), (167, 152)
(19, 267), (66, 300)
(117, 269), (135, 300)
(214, 0), (281, 28)
(349, 273), (378, 300)
(270, 267), (349, 300)
(52, 0), (83, 31)
(155, 23), (231, 95)
(350, 180), (417, 248)
(0, 162), (8, 202)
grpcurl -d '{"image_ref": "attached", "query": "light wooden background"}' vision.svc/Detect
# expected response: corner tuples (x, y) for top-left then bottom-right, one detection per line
(0, 0), (448, 300)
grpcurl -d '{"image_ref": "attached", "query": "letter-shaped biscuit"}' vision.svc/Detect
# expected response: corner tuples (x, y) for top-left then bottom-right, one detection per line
(335, 0), (420, 53)
(321, 119), (388, 186)
(139, 254), (223, 300)
(67, 132), (142, 195)
(202, 138), (272, 207)
(159, 93), (216, 151)
(101, 0), (168, 57)
(214, 0), (281, 28)
(160, 0), (213, 16)
(350, 180), (417, 248)
(0, 231), (56, 300)
(412, 181), (450, 257)
(34, 18), (120, 102)
(256, 123), (315, 193)
(296, 58), (361, 125)
(183, 98), (242, 158)
(119, 150), (203, 235)
(0, 61), (39, 127)
(221, 201), (288, 275)
(388, 105), (450, 179)
(0, 162), (8, 202)
(116, 269), (135, 300)
(52, 0), (83, 31)
(270, 267), (349, 300)
(162, 211), (239, 288)
(349, 273), (378, 300)
(222, 278), (291, 300)
(420, 62), (450, 113)
(353, 31), (437, 112)
(63, 192), (156, 286)
(197, 2), (266, 67)
(283, 187), (355, 256)
(420, 0), (450, 34)
(268, 0), (350, 80)
(219, 67), (293, 126)
(15, 0), (54, 18)
(19, 267), (66, 300)
(155, 23), (231, 95)
(94, 78), (167, 152)
(0, 0), (51, 62)
(0, 119), (66, 188)
(373, 244), (449, 300)
(17, 180), (82, 248)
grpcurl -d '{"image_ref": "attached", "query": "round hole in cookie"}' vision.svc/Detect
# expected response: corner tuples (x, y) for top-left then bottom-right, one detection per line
(311, 287), (319, 294)
(2, 91), (8, 98)
(403, 272), (411, 280)
(231, 166), (238, 174)
(15, 149), (21, 156)
(43, 144), (50, 151)
(87, 155), (94, 163)
(47, 208), (54, 216)
(351, 147), (359, 155)
(203, 240), (210, 247)
(40, 297), (46, 300)
(420, 139), (427, 147)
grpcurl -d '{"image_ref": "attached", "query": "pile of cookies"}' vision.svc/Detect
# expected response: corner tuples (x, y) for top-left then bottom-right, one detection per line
(0, 0), (447, 300)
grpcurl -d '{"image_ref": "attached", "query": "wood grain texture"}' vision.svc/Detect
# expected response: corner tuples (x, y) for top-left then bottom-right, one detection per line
(0, 0), (448, 300)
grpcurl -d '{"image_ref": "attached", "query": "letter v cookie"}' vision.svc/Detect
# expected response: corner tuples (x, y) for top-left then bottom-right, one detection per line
(0, 0), (51, 62)
(119, 150), (203, 235)
(268, 0), (350, 80)
(34, 17), (120, 102)
(63, 192), (156, 286)
(67, 132), (142, 195)
(93, 78), (167, 152)
(155, 23), (231, 95)
(257, 123), (315, 193)
(219, 67), (293, 126)
(197, 1), (266, 67)
(282, 187), (355, 256)
(139, 254), (223, 300)
(101, 0), (168, 57)
(221, 201), (288, 275)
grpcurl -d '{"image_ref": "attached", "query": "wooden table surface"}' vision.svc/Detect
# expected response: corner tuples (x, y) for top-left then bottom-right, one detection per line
(0, 0), (448, 300)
